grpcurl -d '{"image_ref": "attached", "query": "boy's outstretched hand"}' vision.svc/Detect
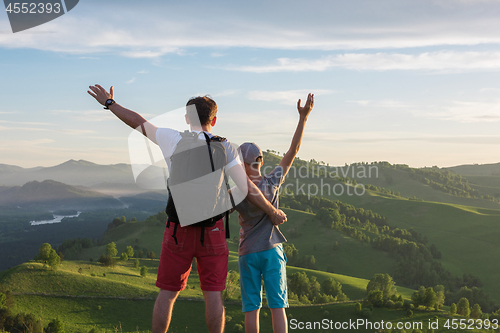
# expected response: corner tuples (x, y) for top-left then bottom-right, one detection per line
(297, 93), (314, 119)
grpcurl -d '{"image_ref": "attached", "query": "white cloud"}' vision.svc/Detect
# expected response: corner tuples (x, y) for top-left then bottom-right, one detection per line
(228, 52), (500, 73)
(137, 70), (149, 74)
(2, 1), (500, 56)
(248, 89), (335, 105)
(125, 77), (136, 84)
(347, 100), (412, 108)
(425, 101), (500, 123)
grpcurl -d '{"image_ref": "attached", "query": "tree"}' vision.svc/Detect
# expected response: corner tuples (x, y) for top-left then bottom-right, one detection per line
(412, 286), (425, 308)
(367, 290), (383, 307)
(321, 277), (345, 299)
(36, 243), (52, 262)
(471, 304), (482, 319)
(287, 272), (310, 298)
(366, 274), (395, 300)
(0, 292), (7, 309)
(121, 216), (126, 223)
(120, 253), (128, 261)
(309, 276), (321, 300)
(12, 312), (42, 333)
(134, 259), (140, 269)
(44, 317), (64, 333)
(140, 266), (148, 277)
(450, 303), (457, 315)
(106, 242), (118, 257)
(435, 285), (445, 310)
(48, 249), (60, 271)
(423, 287), (437, 310)
(98, 254), (115, 267)
(457, 298), (470, 317)
(283, 243), (298, 260)
(125, 246), (134, 258)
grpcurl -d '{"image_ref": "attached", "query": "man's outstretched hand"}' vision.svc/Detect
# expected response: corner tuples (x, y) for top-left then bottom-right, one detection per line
(271, 209), (287, 225)
(297, 93), (314, 119)
(88, 84), (114, 106)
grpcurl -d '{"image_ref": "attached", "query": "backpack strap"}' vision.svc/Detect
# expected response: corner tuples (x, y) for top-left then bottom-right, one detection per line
(172, 222), (179, 245)
(202, 132), (216, 173)
(225, 211), (230, 239)
(204, 132), (235, 240)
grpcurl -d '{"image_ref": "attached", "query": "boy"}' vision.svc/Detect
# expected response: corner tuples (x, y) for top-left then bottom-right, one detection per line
(236, 93), (314, 333)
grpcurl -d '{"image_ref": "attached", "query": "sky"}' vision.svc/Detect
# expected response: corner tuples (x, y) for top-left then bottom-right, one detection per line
(1, 0), (500, 168)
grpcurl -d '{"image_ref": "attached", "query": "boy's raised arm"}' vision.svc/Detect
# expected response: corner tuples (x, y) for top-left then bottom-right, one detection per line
(279, 93), (314, 177)
(87, 84), (158, 144)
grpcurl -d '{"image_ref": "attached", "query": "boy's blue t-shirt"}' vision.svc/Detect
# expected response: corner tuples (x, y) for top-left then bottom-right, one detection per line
(236, 165), (287, 256)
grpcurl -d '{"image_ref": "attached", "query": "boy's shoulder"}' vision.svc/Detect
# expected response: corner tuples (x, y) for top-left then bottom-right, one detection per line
(263, 165), (285, 187)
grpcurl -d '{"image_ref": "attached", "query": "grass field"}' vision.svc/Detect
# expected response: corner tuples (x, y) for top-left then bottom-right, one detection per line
(10, 294), (485, 333)
(332, 189), (500, 304)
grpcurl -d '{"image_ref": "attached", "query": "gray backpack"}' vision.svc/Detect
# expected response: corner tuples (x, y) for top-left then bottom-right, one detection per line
(165, 131), (235, 246)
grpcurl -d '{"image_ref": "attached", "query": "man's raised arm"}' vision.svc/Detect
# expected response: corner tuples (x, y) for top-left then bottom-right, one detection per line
(279, 93), (314, 177)
(87, 84), (158, 144)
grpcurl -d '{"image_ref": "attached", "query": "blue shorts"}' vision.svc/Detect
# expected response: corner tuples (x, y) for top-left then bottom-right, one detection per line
(238, 244), (288, 312)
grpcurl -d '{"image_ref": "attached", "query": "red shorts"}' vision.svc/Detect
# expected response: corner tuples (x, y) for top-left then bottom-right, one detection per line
(156, 219), (229, 292)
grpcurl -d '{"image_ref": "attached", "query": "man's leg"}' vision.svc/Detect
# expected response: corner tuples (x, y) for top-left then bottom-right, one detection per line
(202, 290), (225, 333)
(245, 308), (260, 333)
(270, 308), (287, 333)
(152, 289), (180, 333)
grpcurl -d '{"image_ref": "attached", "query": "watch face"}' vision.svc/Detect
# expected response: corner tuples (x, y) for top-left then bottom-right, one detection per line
(106, 99), (113, 105)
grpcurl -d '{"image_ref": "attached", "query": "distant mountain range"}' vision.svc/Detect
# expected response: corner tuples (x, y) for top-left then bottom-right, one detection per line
(0, 179), (123, 210)
(1, 158), (500, 210)
(0, 159), (167, 196)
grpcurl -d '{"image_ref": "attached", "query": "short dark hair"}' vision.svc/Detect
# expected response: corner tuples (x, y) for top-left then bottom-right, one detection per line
(186, 96), (217, 126)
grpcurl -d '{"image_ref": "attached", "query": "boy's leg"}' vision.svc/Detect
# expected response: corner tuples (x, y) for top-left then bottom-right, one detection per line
(202, 290), (225, 333)
(245, 308), (260, 333)
(270, 308), (287, 333)
(261, 245), (289, 333)
(152, 289), (180, 333)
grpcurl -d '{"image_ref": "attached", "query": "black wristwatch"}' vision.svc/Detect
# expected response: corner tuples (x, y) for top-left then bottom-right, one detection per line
(104, 99), (115, 109)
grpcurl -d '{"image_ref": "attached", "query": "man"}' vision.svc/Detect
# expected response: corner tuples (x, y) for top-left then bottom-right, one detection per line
(235, 93), (314, 333)
(87, 84), (287, 333)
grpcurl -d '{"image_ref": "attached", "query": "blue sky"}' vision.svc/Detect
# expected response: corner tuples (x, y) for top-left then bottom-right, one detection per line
(1, 0), (500, 168)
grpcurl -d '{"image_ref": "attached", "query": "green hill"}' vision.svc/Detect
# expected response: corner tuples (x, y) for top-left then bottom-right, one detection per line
(446, 162), (500, 176)
(320, 188), (500, 304)
(256, 153), (500, 304)
(0, 259), (482, 333)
